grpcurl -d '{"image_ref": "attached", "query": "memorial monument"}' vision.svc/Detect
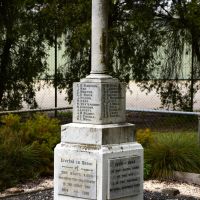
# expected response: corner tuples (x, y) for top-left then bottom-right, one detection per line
(54, 0), (143, 199)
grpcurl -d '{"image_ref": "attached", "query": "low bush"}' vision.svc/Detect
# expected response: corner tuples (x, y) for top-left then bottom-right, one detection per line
(57, 111), (72, 119)
(0, 114), (60, 190)
(145, 133), (200, 179)
(136, 128), (153, 147)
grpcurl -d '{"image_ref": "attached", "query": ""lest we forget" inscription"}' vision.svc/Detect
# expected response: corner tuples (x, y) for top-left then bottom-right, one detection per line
(108, 156), (141, 199)
(58, 156), (96, 199)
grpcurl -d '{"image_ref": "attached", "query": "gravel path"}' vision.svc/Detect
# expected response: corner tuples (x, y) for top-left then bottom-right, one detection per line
(1, 179), (199, 200)
(0, 189), (198, 200)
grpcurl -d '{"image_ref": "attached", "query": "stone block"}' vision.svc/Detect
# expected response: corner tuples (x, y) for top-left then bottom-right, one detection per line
(73, 80), (126, 125)
(61, 123), (135, 145)
(54, 142), (143, 200)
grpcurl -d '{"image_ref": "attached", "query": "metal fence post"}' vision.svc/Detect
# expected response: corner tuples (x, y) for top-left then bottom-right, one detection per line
(198, 114), (200, 146)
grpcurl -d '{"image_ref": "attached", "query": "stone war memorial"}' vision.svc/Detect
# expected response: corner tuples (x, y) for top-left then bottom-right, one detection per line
(54, 0), (144, 199)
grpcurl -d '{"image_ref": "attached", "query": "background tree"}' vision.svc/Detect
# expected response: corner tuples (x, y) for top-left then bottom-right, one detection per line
(0, 0), (73, 109)
(0, 0), (68, 110)
(55, 0), (163, 102)
(56, 0), (200, 111)
(139, 0), (200, 111)
(0, 0), (47, 110)
(1, 0), (200, 111)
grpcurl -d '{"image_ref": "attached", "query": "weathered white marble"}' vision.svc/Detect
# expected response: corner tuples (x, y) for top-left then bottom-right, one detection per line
(61, 123), (134, 145)
(73, 81), (126, 125)
(91, 0), (108, 74)
(54, 142), (143, 200)
(58, 155), (96, 199)
(108, 156), (141, 199)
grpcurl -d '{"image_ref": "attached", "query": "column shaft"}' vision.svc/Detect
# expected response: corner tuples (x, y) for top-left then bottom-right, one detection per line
(91, 0), (108, 74)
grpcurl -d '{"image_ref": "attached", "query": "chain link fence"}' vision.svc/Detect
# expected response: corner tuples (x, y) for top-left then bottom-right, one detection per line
(126, 109), (200, 146)
(0, 106), (199, 142)
(0, 107), (72, 125)
(1, 80), (200, 143)
(126, 109), (198, 131)
(33, 80), (200, 111)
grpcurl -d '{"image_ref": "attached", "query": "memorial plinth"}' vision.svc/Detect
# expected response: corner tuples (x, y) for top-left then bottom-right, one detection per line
(54, 76), (143, 200)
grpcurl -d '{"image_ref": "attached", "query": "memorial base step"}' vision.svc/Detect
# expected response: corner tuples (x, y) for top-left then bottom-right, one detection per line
(54, 142), (143, 200)
(61, 123), (135, 145)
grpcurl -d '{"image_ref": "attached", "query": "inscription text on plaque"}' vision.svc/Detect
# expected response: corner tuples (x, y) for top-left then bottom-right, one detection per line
(108, 156), (141, 199)
(58, 156), (97, 199)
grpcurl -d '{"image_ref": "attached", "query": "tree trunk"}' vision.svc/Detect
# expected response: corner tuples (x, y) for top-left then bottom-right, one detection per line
(0, 37), (12, 106)
(190, 38), (194, 112)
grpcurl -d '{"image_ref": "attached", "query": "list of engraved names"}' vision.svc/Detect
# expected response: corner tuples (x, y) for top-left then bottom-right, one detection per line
(76, 83), (99, 122)
(58, 156), (97, 199)
(102, 83), (123, 118)
(75, 83), (123, 122)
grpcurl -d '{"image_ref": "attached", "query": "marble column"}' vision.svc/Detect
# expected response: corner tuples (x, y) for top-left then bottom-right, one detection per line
(91, 0), (108, 74)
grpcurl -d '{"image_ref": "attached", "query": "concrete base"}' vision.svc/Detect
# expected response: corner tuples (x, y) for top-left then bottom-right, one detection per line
(174, 171), (200, 186)
(54, 142), (143, 200)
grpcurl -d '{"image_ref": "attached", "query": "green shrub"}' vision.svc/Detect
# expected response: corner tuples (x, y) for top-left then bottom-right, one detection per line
(0, 114), (60, 190)
(136, 128), (153, 147)
(145, 133), (200, 179)
(57, 111), (72, 119)
(1, 114), (21, 131)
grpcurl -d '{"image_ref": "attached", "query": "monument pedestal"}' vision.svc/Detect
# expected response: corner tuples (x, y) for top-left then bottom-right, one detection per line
(54, 77), (143, 200)
(54, 0), (143, 198)
(54, 123), (143, 200)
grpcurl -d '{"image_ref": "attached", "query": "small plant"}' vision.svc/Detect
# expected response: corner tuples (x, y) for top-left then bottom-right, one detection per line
(136, 128), (153, 147)
(0, 123), (41, 190)
(1, 114), (21, 130)
(144, 161), (152, 180)
(145, 133), (200, 179)
(23, 114), (60, 175)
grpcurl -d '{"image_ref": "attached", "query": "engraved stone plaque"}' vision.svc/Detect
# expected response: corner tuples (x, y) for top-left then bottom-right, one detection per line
(108, 156), (141, 199)
(102, 83), (124, 119)
(73, 82), (126, 124)
(73, 83), (100, 123)
(58, 156), (97, 199)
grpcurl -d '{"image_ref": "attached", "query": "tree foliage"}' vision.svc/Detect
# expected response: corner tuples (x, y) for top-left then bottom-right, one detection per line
(1, 0), (200, 110)
(56, 0), (163, 102)
(139, 0), (200, 110)
(56, 0), (200, 110)
(0, 0), (68, 110)
(0, 0), (47, 109)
